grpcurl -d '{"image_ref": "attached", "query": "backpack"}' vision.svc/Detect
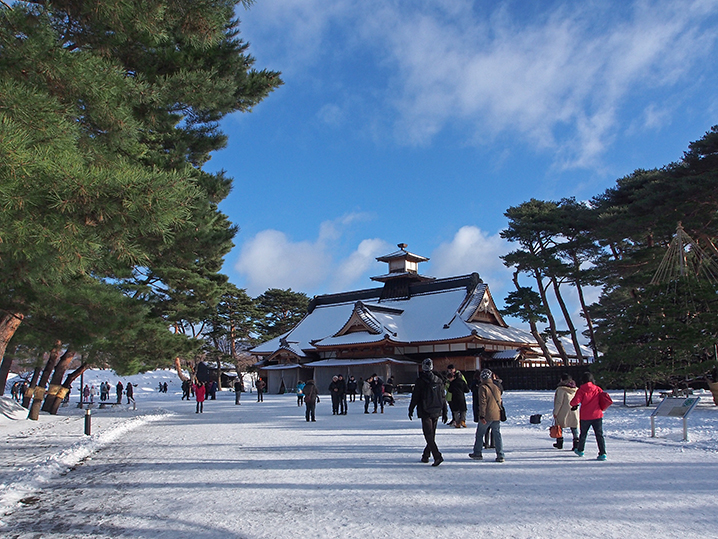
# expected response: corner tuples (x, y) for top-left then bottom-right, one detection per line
(598, 390), (613, 411)
(421, 374), (445, 416)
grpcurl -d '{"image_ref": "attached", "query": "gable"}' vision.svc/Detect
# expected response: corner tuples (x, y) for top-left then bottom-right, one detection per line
(334, 301), (403, 337)
(463, 286), (508, 327)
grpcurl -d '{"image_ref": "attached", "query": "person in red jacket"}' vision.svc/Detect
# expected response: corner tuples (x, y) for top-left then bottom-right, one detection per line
(570, 372), (607, 460)
(192, 379), (206, 414)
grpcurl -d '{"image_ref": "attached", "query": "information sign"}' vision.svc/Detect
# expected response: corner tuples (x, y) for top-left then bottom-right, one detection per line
(650, 397), (701, 441)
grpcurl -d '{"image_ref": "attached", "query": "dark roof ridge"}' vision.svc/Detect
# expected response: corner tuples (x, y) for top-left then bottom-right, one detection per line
(307, 286), (383, 313)
(307, 273), (482, 313)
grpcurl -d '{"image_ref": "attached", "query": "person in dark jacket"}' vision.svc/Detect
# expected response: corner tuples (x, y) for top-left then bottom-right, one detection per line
(409, 359), (448, 466)
(234, 377), (243, 405)
(370, 374), (384, 413)
(302, 379), (320, 422)
(347, 376), (358, 402)
(328, 376), (341, 415)
(447, 372), (469, 428)
(255, 377), (266, 402)
(337, 374), (347, 415)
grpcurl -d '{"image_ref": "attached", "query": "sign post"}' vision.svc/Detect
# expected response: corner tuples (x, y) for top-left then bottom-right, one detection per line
(650, 397), (701, 441)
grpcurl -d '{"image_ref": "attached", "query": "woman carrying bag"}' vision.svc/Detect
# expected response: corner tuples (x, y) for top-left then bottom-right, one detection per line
(552, 373), (580, 450)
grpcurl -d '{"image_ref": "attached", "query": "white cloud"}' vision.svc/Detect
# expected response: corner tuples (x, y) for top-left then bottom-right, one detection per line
(332, 238), (393, 291)
(429, 226), (513, 296)
(233, 214), (385, 296)
(234, 229), (332, 296)
(377, 0), (718, 167)
(243, 0), (718, 168)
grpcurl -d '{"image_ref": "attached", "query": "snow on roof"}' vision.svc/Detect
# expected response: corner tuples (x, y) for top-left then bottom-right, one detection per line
(260, 364), (304, 370)
(492, 350), (521, 360)
(251, 274), (551, 357)
(303, 358), (417, 367)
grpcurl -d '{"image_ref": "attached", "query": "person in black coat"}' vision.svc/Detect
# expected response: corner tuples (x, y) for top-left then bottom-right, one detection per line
(447, 372), (469, 428)
(408, 359), (448, 466)
(328, 376), (341, 415)
(346, 376), (358, 402)
(337, 374), (347, 414)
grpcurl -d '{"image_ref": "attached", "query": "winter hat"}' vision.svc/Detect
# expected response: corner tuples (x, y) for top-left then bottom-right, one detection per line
(480, 368), (493, 380)
(422, 358), (433, 372)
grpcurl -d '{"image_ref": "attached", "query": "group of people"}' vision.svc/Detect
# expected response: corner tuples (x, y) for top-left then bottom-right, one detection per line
(553, 371), (608, 460)
(157, 382), (169, 393)
(291, 373), (397, 420)
(407, 359), (609, 466)
(10, 380), (28, 402)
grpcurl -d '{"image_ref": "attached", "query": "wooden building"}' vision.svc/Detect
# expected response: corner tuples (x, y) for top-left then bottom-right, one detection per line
(252, 244), (590, 393)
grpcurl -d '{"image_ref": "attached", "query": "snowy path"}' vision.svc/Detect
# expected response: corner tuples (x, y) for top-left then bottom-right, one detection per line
(1, 386), (717, 539)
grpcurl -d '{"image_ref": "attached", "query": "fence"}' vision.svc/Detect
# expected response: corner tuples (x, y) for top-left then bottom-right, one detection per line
(485, 366), (589, 391)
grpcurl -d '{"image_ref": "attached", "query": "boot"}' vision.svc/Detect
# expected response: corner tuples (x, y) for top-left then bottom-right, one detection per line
(572, 438), (579, 451)
(553, 438), (564, 449)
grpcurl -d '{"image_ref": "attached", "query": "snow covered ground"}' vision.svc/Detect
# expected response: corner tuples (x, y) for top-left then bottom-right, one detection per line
(1, 368), (717, 539)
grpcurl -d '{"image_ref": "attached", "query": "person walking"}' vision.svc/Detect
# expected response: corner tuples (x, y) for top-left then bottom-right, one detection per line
(181, 379), (191, 400)
(362, 377), (373, 413)
(255, 377), (266, 402)
(408, 358), (448, 466)
(469, 369), (505, 462)
(116, 381), (123, 404)
(553, 373), (580, 450)
(570, 372), (608, 460)
(370, 374), (384, 414)
(192, 379), (206, 413)
(303, 379), (319, 422)
(447, 371), (469, 428)
(125, 381), (135, 406)
(83, 384), (90, 404)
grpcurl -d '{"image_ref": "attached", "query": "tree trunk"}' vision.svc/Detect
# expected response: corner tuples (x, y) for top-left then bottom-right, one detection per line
(533, 271), (570, 364)
(574, 277), (598, 360)
(42, 348), (76, 412)
(550, 276), (584, 364)
(0, 312), (24, 394)
(22, 365), (43, 409)
(529, 318), (554, 366)
(47, 363), (87, 415)
(0, 354), (13, 397)
(174, 357), (189, 381)
(511, 270), (554, 366)
(216, 358), (222, 391)
(28, 341), (62, 421)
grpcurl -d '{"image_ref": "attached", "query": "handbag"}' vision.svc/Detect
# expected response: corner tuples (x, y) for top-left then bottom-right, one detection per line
(489, 387), (507, 422)
(599, 390), (613, 411)
(549, 423), (562, 438)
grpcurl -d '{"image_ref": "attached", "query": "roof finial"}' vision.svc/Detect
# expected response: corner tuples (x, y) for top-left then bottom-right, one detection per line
(398, 243), (408, 250)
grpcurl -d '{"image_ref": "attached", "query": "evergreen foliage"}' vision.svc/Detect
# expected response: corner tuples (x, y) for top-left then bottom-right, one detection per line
(0, 0), (281, 386)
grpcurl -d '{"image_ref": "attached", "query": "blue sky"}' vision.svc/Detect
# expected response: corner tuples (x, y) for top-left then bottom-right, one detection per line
(206, 0), (718, 310)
